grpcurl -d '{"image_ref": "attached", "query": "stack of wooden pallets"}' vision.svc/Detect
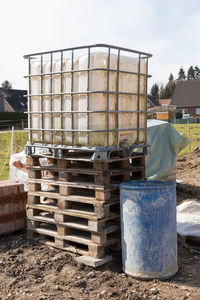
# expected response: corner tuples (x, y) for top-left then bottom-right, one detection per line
(26, 151), (145, 266)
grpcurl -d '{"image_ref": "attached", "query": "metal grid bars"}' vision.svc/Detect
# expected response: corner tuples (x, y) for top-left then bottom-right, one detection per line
(24, 44), (152, 158)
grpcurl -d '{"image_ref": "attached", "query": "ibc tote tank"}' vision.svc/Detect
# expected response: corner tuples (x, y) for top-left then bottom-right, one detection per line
(25, 44), (152, 152)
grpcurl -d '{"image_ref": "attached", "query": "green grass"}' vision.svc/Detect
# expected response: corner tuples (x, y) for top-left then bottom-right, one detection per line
(0, 131), (28, 180)
(173, 123), (200, 156)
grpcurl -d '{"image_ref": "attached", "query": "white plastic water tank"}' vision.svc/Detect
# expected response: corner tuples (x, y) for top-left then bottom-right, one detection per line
(29, 51), (147, 147)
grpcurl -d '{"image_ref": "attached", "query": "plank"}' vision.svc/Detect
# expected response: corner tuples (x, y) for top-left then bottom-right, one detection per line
(28, 191), (119, 204)
(28, 178), (118, 190)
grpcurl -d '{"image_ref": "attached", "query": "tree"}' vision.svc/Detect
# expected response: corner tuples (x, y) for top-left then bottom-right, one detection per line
(160, 85), (172, 99)
(167, 73), (175, 96)
(178, 67), (186, 80)
(150, 83), (159, 98)
(1, 80), (12, 89)
(194, 66), (200, 78)
(168, 73), (174, 82)
(187, 66), (195, 80)
(176, 111), (183, 119)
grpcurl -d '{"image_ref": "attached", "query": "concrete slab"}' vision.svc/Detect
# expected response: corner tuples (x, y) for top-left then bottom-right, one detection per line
(75, 255), (113, 267)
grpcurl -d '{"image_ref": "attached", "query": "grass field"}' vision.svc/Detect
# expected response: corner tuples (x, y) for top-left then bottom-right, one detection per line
(0, 123), (199, 180)
(0, 131), (28, 180)
(173, 123), (200, 156)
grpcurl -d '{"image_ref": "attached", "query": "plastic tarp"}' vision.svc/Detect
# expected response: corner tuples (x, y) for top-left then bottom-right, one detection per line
(9, 150), (28, 191)
(177, 201), (200, 237)
(146, 120), (190, 181)
(9, 148), (49, 191)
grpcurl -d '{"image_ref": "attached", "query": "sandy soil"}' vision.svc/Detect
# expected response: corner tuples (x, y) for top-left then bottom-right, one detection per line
(0, 151), (200, 300)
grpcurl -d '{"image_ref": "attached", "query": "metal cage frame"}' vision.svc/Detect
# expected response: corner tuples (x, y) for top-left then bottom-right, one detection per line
(24, 44), (152, 160)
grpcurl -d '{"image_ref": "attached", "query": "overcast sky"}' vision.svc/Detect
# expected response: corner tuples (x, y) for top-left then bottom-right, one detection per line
(1, 0), (200, 91)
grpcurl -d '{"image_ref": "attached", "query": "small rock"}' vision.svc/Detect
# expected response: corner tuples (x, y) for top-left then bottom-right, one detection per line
(16, 249), (23, 254)
(77, 275), (81, 279)
(150, 288), (159, 295)
(110, 291), (118, 297)
(74, 279), (86, 288)
(173, 284), (178, 288)
(87, 271), (95, 278)
(55, 285), (62, 291)
(82, 288), (87, 293)
(153, 296), (157, 300)
(129, 290), (143, 300)
(186, 292), (191, 297)
(181, 286), (188, 290)
(99, 290), (107, 298)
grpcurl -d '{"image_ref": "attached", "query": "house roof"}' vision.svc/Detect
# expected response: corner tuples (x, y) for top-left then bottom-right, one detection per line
(147, 95), (159, 107)
(171, 79), (200, 108)
(158, 99), (171, 106)
(147, 95), (171, 107)
(0, 88), (27, 111)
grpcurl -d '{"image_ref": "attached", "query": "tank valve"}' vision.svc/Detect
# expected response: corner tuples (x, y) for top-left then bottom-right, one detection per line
(119, 139), (129, 149)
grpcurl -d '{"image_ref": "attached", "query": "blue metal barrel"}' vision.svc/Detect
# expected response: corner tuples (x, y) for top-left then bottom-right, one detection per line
(120, 180), (177, 280)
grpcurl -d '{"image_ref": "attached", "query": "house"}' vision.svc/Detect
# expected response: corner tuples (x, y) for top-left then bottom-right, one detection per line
(147, 95), (172, 108)
(147, 95), (175, 120)
(171, 80), (200, 116)
(0, 88), (27, 112)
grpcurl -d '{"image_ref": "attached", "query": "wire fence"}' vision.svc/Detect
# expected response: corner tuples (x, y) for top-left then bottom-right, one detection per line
(169, 118), (200, 124)
(0, 119), (28, 130)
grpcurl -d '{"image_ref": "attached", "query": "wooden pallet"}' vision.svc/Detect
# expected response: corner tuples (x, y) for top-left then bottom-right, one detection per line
(28, 178), (119, 201)
(26, 155), (145, 182)
(27, 210), (119, 233)
(27, 220), (119, 258)
(26, 154), (145, 200)
(27, 193), (119, 219)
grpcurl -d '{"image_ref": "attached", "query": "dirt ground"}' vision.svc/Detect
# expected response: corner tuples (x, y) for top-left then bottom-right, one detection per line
(0, 151), (200, 300)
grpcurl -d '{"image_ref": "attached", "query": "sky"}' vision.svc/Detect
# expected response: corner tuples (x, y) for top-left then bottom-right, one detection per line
(1, 0), (200, 91)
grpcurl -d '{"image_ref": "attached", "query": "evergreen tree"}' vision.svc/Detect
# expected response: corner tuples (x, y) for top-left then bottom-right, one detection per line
(194, 66), (200, 78)
(1, 80), (12, 89)
(187, 66), (195, 80)
(160, 85), (172, 99)
(168, 73), (174, 82)
(150, 83), (159, 98)
(167, 80), (175, 97)
(159, 73), (175, 99)
(178, 67), (186, 80)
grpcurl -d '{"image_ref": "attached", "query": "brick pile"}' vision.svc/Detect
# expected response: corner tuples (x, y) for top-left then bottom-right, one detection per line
(0, 180), (27, 235)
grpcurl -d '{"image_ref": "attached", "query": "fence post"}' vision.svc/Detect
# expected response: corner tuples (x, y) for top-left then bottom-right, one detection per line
(10, 126), (14, 158)
(187, 121), (191, 150)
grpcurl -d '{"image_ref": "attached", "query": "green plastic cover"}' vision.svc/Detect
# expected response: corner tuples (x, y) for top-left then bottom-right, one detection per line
(146, 120), (190, 180)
